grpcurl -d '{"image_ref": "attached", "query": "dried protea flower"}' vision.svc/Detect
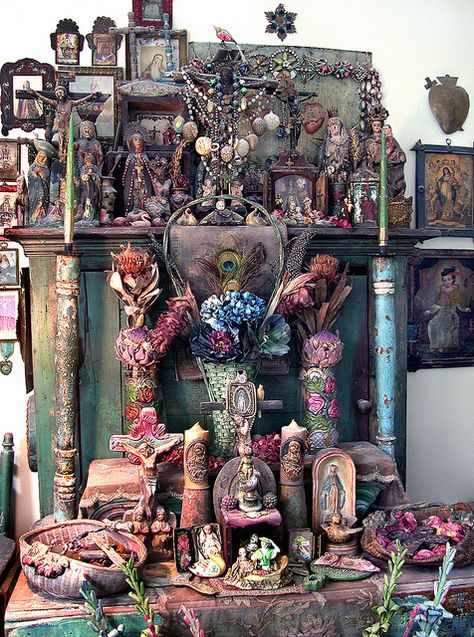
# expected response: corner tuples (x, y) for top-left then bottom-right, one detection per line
(302, 330), (344, 367)
(115, 326), (158, 368)
(307, 254), (339, 283)
(277, 286), (312, 317)
(111, 243), (153, 278)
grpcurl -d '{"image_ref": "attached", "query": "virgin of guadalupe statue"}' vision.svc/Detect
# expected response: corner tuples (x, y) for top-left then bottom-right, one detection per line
(122, 127), (157, 214)
(27, 151), (51, 224)
(318, 116), (351, 182)
(320, 464), (346, 520)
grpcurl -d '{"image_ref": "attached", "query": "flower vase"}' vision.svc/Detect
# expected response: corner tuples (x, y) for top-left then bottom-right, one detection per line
(301, 365), (340, 450)
(300, 331), (344, 451)
(124, 365), (164, 427)
(199, 359), (260, 458)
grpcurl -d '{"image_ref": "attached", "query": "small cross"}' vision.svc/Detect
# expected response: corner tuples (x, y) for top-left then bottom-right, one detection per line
(110, 407), (183, 519)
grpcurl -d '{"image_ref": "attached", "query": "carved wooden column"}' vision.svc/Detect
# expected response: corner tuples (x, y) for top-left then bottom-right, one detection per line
(53, 253), (81, 521)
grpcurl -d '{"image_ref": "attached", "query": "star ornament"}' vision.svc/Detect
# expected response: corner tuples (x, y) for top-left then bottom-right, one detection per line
(265, 3), (297, 41)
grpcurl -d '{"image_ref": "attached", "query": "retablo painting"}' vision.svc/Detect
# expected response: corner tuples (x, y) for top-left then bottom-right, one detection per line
(0, 140), (20, 181)
(311, 448), (356, 532)
(408, 250), (474, 369)
(413, 142), (474, 237)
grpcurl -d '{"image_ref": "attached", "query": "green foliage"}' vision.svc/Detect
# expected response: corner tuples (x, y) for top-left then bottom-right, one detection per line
(120, 556), (160, 637)
(80, 581), (124, 637)
(362, 539), (407, 637)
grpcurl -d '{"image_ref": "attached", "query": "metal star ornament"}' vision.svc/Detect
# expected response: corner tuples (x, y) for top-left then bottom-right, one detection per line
(265, 4), (297, 42)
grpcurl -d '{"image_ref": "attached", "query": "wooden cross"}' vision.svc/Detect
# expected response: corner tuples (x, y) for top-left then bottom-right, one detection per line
(200, 371), (283, 457)
(109, 407), (183, 519)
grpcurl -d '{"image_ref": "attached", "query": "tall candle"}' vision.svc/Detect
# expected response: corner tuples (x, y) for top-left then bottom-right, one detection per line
(183, 422), (210, 489)
(64, 113), (75, 250)
(280, 419), (306, 487)
(378, 129), (388, 248)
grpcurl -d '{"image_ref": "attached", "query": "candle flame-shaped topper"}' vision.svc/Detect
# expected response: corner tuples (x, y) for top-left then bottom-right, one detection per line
(64, 112), (75, 251)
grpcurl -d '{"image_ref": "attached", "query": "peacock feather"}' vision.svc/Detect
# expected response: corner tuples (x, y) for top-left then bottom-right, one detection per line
(196, 234), (266, 296)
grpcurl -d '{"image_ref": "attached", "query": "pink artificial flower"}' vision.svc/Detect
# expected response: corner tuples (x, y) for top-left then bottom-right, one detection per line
(324, 376), (337, 394)
(327, 398), (340, 420)
(307, 393), (325, 414)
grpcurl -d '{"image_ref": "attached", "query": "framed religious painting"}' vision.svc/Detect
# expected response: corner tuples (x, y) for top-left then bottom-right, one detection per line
(58, 66), (123, 140)
(0, 140), (20, 181)
(288, 528), (315, 565)
(0, 184), (19, 235)
(408, 249), (474, 370)
(0, 289), (19, 341)
(86, 17), (123, 67)
(412, 141), (474, 236)
(0, 58), (56, 135)
(135, 33), (187, 80)
(133, 0), (173, 27)
(50, 19), (84, 66)
(0, 248), (20, 287)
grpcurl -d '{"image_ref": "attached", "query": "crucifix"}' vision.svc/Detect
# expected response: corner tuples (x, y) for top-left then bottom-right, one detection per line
(109, 406), (183, 520)
(200, 371), (283, 458)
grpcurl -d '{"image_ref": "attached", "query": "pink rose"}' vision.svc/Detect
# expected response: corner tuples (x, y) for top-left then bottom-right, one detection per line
(327, 399), (340, 420)
(324, 376), (337, 394)
(307, 392), (325, 414)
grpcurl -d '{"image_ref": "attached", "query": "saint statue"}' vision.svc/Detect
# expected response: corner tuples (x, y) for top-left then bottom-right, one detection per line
(320, 464), (346, 520)
(27, 151), (51, 224)
(122, 128), (157, 214)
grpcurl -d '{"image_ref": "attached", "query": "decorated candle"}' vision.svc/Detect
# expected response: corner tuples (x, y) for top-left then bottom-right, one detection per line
(378, 129), (388, 248)
(280, 419), (306, 487)
(64, 113), (75, 249)
(183, 422), (210, 489)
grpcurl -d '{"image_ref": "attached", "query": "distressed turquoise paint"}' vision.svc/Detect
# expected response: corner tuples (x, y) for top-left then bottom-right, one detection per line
(373, 255), (396, 458)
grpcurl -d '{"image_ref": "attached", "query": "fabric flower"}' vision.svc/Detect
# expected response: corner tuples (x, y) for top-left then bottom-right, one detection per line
(327, 398), (340, 420)
(324, 376), (337, 394)
(302, 331), (344, 367)
(115, 327), (158, 368)
(250, 314), (291, 358)
(307, 393), (325, 414)
(200, 291), (266, 333)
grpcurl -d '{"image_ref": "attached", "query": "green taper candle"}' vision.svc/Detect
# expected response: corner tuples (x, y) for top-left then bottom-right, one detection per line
(64, 113), (75, 250)
(378, 129), (388, 248)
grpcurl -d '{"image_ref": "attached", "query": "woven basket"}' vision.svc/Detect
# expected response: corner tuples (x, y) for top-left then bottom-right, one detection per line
(20, 520), (147, 598)
(199, 358), (261, 458)
(361, 503), (474, 567)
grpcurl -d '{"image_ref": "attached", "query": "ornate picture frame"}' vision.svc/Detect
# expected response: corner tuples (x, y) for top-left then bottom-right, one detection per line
(0, 58), (56, 135)
(0, 289), (19, 341)
(132, 0), (173, 27)
(412, 141), (474, 237)
(0, 184), (19, 235)
(50, 19), (84, 66)
(0, 248), (20, 287)
(408, 249), (474, 370)
(135, 33), (187, 80)
(0, 140), (20, 181)
(86, 17), (123, 67)
(58, 66), (123, 140)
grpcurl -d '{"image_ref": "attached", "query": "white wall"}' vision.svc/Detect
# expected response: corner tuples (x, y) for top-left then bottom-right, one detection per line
(1, 0), (473, 535)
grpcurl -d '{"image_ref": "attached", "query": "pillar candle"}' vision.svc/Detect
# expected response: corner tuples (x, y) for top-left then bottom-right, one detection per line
(280, 419), (306, 487)
(64, 113), (75, 250)
(378, 129), (388, 248)
(183, 422), (210, 489)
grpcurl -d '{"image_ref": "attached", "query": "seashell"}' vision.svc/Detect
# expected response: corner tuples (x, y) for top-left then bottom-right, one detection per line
(240, 97), (248, 111)
(182, 121), (198, 142)
(235, 138), (250, 157)
(263, 110), (280, 131)
(195, 136), (213, 156)
(245, 133), (259, 151)
(251, 117), (267, 136)
(172, 115), (185, 134)
(220, 144), (234, 163)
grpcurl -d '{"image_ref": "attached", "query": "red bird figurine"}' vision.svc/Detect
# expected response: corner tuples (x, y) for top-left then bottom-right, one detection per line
(214, 26), (236, 43)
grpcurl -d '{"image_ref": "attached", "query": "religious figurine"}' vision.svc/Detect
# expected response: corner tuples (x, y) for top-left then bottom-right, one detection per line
(246, 206), (267, 226)
(196, 177), (216, 220)
(236, 455), (262, 513)
(250, 537), (280, 570)
(318, 115), (351, 183)
(229, 180), (247, 215)
(189, 524), (226, 577)
(176, 207), (199, 226)
(78, 152), (101, 222)
(223, 536), (291, 590)
(320, 464), (346, 521)
(122, 126), (157, 215)
(144, 157), (172, 225)
(27, 151), (51, 224)
(149, 505), (176, 562)
(26, 84), (100, 163)
(76, 120), (103, 172)
(322, 513), (362, 544)
(199, 198), (244, 225)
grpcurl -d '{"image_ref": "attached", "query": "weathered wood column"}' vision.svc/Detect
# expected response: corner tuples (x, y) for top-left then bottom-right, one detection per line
(53, 253), (81, 521)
